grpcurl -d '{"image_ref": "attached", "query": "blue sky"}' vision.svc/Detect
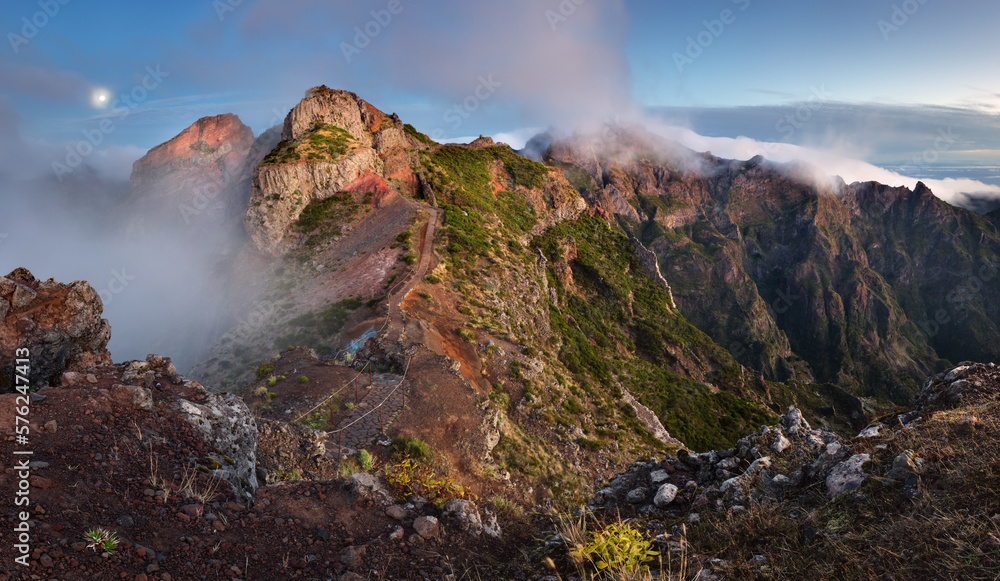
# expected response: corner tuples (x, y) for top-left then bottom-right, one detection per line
(1, 0), (998, 191)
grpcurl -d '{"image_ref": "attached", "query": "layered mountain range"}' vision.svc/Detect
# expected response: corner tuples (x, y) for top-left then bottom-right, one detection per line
(105, 86), (1000, 462)
(4, 86), (1000, 579)
(548, 132), (1000, 402)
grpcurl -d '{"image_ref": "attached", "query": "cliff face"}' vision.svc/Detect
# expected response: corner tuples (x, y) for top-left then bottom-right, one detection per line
(0, 268), (111, 391)
(548, 130), (1000, 402)
(118, 114), (256, 242)
(244, 87), (419, 256)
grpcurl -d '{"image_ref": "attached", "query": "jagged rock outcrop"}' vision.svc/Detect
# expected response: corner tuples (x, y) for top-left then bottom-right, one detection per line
(117, 114), (256, 241)
(175, 388), (258, 499)
(0, 268), (111, 391)
(244, 87), (418, 256)
(244, 149), (382, 254)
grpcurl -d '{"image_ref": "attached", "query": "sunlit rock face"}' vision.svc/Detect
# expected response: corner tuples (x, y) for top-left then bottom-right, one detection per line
(0, 267), (111, 391)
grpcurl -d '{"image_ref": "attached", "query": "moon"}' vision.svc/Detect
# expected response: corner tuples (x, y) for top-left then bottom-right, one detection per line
(91, 88), (111, 109)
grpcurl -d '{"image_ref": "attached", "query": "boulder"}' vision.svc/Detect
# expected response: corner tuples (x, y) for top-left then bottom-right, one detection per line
(176, 393), (258, 498)
(653, 483), (679, 508)
(826, 454), (870, 497)
(413, 516), (440, 539)
(0, 269), (111, 391)
(442, 499), (501, 538)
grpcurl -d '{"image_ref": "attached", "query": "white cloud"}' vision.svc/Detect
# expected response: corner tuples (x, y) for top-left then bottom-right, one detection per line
(647, 122), (1000, 208)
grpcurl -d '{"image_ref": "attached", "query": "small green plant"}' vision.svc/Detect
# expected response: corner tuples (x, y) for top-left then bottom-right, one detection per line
(276, 470), (302, 481)
(564, 518), (660, 578)
(490, 390), (510, 408)
(267, 391), (277, 401)
(357, 449), (374, 471)
(83, 527), (119, 554)
(345, 402), (355, 410)
(255, 362), (274, 380)
(418, 291), (433, 302)
(299, 411), (328, 430)
(425, 274), (442, 284)
(254, 385), (269, 398)
(459, 328), (476, 343)
(389, 436), (432, 461)
(267, 376), (278, 387)
(403, 253), (418, 265)
(287, 345), (295, 352)
(381, 458), (475, 507)
(298, 376), (309, 384)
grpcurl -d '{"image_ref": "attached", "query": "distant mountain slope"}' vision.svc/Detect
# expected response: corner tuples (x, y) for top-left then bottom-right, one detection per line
(547, 129), (1000, 402)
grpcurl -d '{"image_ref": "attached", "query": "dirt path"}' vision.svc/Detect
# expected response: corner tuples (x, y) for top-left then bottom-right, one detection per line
(386, 207), (441, 341)
(326, 206), (438, 459)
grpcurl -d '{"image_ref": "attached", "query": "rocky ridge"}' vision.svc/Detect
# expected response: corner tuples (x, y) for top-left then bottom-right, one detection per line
(547, 128), (1000, 404)
(117, 114), (257, 240)
(244, 87), (419, 255)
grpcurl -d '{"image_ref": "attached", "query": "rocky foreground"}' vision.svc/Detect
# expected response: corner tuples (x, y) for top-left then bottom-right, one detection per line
(0, 270), (512, 580)
(4, 266), (1000, 580)
(565, 361), (1000, 579)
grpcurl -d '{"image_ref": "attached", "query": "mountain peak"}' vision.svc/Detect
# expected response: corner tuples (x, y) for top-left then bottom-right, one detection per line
(119, 113), (256, 237)
(132, 114), (254, 186)
(282, 86), (399, 146)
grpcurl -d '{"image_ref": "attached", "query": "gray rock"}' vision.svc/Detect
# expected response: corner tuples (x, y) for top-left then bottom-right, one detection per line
(11, 284), (37, 308)
(944, 365), (972, 382)
(780, 407), (811, 435)
(718, 456), (739, 471)
(110, 384), (153, 411)
(857, 424), (883, 438)
(885, 449), (923, 481)
(653, 483), (679, 508)
(626, 487), (648, 504)
(384, 504), (408, 521)
(347, 472), (391, 504)
(442, 499), (483, 536)
(771, 431), (791, 453)
(649, 469), (669, 484)
(176, 393), (258, 498)
(826, 454), (870, 497)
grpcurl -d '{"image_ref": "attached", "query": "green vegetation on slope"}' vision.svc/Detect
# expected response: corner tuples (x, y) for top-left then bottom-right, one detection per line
(261, 122), (355, 165)
(537, 216), (774, 450)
